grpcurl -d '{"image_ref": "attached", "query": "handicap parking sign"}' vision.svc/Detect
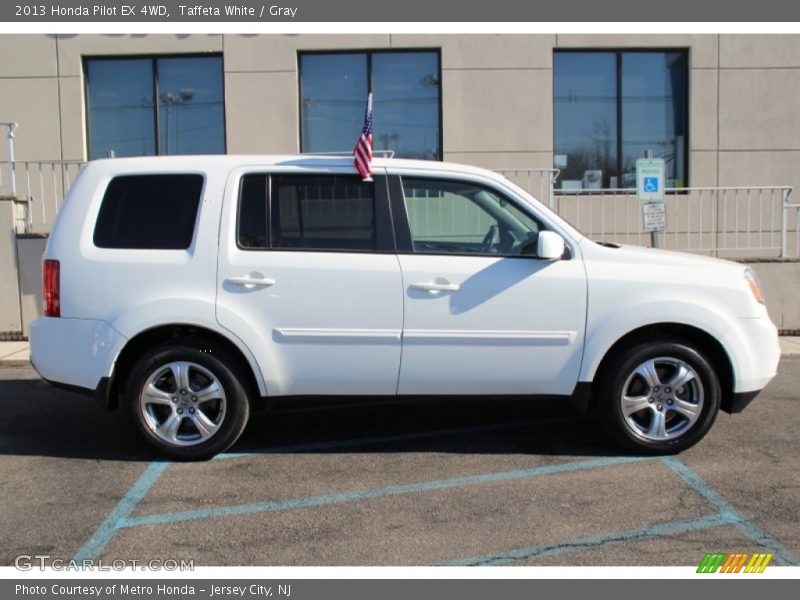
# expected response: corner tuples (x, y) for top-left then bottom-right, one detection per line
(636, 158), (665, 203)
(643, 177), (659, 193)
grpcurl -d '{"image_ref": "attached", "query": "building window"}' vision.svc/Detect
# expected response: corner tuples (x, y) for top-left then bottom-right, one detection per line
(85, 55), (225, 159)
(554, 50), (688, 190)
(299, 50), (441, 160)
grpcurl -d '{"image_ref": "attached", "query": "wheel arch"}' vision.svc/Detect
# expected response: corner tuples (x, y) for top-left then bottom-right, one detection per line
(107, 324), (264, 411)
(586, 322), (736, 414)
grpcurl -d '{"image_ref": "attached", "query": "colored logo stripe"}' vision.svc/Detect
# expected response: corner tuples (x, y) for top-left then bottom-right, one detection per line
(745, 553), (773, 573)
(697, 552), (773, 573)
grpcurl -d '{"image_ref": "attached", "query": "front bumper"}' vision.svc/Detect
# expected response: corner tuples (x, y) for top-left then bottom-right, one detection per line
(722, 316), (780, 393)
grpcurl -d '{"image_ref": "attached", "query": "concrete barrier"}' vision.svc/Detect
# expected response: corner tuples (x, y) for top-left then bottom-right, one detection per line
(743, 260), (800, 333)
(0, 197), (22, 337)
(16, 234), (46, 337)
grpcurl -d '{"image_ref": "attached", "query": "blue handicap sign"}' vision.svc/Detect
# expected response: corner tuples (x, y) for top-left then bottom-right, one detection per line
(643, 177), (659, 193)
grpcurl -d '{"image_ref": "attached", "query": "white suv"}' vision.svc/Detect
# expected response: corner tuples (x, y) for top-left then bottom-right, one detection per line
(29, 156), (780, 460)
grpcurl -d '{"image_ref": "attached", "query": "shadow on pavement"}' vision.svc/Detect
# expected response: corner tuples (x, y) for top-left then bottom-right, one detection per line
(0, 367), (624, 461)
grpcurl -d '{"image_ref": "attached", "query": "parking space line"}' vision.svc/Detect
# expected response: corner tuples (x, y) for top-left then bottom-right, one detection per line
(76, 423), (791, 569)
(72, 461), (170, 562)
(216, 416), (580, 460)
(444, 513), (731, 566)
(660, 457), (799, 566)
(119, 456), (652, 529)
(71, 417), (579, 561)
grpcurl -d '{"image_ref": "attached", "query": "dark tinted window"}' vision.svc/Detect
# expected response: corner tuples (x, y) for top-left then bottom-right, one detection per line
(94, 174), (204, 249)
(271, 175), (375, 251)
(238, 175), (268, 249)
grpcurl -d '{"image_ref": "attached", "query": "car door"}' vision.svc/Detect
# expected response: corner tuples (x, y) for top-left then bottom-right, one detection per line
(390, 173), (587, 396)
(216, 168), (403, 396)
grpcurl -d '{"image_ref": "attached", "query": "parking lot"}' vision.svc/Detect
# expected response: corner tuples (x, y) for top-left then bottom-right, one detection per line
(0, 360), (798, 567)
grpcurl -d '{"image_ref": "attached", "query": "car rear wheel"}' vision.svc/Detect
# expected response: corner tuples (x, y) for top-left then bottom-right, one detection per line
(596, 338), (721, 454)
(125, 342), (250, 460)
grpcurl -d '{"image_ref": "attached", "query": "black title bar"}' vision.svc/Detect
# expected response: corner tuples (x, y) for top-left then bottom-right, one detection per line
(3, 0), (800, 22)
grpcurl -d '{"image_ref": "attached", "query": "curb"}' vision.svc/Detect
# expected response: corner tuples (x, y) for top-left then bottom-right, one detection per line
(0, 358), (31, 367)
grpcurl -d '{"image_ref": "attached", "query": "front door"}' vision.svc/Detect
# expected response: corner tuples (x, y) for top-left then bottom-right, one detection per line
(216, 169), (403, 396)
(393, 175), (587, 396)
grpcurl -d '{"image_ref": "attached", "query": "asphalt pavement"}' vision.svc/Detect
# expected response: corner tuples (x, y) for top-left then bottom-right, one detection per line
(0, 360), (797, 567)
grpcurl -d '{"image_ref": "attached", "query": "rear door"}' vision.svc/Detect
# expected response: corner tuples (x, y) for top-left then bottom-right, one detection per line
(216, 168), (403, 396)
(389, 173), (587, 396)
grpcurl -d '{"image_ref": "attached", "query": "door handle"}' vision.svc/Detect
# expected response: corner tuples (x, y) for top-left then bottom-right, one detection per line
(226, 276), (276, 288)
(410, 282), (460, 293)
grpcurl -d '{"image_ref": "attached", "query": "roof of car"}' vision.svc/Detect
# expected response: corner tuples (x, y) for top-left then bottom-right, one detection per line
(86, 154), (504, 179)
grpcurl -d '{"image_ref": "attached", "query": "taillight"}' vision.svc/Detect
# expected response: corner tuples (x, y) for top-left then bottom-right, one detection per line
(43, 259), (60, 317)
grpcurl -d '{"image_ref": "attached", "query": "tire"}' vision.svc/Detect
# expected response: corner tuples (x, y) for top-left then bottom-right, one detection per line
(124, 341), (251, 460)
(596, 337), (721, 454)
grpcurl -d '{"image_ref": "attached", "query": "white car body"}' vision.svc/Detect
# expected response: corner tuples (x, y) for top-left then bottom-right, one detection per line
(29, 155), (780, 456)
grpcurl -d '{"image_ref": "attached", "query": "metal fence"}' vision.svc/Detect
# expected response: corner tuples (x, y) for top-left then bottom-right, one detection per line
(495, 168), (560, 209)
(552, 186), (796, 258)
(0, 159), (85, 233)
(500, 170), (797, 259)
(1, 149), (797, 258)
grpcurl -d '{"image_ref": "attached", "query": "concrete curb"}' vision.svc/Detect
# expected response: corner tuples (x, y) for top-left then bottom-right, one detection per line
(0, 359), (31, 367)
(0, 343), (30, 367)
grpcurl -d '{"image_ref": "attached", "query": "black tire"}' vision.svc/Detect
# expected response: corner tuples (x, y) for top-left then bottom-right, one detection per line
(124, 340), (251, 460)
(596, 337), (721, 454)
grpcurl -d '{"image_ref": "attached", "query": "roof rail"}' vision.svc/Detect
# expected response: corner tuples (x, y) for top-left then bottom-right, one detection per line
(300, 150), (396, 158)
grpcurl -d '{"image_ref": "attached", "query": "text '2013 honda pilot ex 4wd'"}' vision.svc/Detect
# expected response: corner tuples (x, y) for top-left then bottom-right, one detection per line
(30, 155), (780, 460)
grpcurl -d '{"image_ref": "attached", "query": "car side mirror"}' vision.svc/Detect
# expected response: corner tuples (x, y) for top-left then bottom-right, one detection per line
(537, 231), (565, 260)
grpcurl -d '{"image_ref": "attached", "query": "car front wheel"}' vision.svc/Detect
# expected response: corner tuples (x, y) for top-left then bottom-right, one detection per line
(597, 338), (721, 454)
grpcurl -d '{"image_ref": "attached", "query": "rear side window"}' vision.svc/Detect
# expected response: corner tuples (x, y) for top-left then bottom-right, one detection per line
(237, 174), (376, 252)
(94, 174), (204, 249)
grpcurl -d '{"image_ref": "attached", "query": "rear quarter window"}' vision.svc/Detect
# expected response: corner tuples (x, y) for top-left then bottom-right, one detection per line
(93, 174), (204, 249)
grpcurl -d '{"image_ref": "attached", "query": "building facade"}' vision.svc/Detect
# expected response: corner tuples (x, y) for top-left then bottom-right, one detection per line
(1, 34), (799, 189)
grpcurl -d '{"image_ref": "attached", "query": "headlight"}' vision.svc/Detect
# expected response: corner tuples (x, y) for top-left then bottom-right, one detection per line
(744, 268), (765, 304)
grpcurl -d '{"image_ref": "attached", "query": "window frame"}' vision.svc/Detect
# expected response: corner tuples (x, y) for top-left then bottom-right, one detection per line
(296, 48), (444, 161)
(83, 53), (227, 160)
(387, 174), (566, 260)
(553, 48), (690, 189)
(235, 172), (396, 254)
(93, 172), (206, 251)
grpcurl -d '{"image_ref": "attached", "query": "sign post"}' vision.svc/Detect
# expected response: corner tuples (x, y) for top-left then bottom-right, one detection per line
(636, 156), (666, 248)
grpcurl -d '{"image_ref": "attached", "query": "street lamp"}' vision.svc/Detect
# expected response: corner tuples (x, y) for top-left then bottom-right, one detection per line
(159, 88), (194, 154)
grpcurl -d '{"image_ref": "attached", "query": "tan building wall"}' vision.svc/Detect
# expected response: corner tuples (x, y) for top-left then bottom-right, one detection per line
(1, 34), (799, 184)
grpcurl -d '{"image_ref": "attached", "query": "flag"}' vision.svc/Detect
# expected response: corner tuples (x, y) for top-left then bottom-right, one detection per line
(353, 93), (373, 181)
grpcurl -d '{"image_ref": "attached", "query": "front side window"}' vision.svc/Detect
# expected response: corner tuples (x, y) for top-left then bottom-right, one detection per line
(554, 50), (688, 189)
(299, 50), (441, 160)
(401, 178), (543, 256)
(237, 174), (376, 252)
(85, 55), (225, 159)
(94, 174), (204, 249)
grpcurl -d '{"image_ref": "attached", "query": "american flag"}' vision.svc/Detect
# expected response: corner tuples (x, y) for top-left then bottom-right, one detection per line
(353, 93), (373, 181)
